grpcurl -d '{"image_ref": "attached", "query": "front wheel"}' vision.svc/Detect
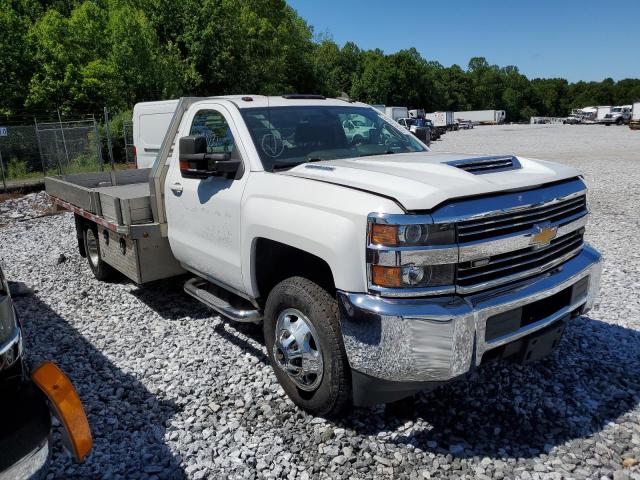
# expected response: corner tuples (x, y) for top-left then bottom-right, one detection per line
(264, 276), (352, 417)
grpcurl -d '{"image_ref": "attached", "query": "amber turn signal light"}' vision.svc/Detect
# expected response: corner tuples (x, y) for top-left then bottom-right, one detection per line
(371, 224), (398, 246)
(371, 265), (402, 288)
(31, 362), (92, 463)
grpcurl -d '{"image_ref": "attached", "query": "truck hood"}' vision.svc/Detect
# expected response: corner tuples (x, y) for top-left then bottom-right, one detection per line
(281, 151), (582, 211)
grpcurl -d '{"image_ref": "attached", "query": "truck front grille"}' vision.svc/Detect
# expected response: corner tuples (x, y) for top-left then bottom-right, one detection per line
(457, 194), (587, 243)
(457, 229), (585, 292)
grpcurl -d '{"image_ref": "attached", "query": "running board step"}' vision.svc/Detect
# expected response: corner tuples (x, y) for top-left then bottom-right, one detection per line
(184, 278), (262, 323)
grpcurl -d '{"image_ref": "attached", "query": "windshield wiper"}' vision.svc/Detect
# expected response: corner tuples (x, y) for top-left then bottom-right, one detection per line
(271, 158), (323, 172)
(359, 150), (395, 157)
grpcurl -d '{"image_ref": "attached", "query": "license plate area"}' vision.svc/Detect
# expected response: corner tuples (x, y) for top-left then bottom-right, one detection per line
(521, 315), (568, 363)
(485, 275), (589, 342)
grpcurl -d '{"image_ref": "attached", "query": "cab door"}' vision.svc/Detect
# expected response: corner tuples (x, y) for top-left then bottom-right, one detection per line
(165, 104), (249, 292)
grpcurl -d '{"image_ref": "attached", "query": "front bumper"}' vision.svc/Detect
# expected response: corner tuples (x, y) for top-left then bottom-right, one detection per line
(338, 244), (601, 404)
(0, 379), (52, 480)
(0, 440), (50, 480)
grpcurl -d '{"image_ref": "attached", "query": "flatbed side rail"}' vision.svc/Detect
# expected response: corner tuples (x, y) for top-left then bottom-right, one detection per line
(50, 196), (128, 235)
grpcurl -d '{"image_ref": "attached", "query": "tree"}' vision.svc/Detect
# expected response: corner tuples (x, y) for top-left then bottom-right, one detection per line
(1, 0), (639, 120)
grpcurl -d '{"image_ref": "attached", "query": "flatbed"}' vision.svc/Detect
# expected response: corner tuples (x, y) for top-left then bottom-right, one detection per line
(45, 168), (183, 283)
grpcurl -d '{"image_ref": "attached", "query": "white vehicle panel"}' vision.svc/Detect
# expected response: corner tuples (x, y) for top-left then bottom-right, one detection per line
(164, 101), (250, 292)
(241, 172), (402, 295)
(282, 152), (582, 211)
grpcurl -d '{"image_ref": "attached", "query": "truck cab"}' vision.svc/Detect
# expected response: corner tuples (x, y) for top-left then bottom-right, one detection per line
(46, 95), (602, 416)
(601, 105), (632, 125)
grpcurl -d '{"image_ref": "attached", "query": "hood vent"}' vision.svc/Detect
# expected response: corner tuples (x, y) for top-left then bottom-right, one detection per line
(447, 155), (521, 174)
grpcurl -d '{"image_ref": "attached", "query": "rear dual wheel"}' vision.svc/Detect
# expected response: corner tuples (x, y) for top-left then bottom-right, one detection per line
(82, 224), (117, 281)
(264, 276), (352, 417)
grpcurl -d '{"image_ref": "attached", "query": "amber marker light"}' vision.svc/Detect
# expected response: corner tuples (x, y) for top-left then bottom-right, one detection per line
(31, 362), (93, 463)
(371, 224), (398, 246)
(371, 265), (402, 288)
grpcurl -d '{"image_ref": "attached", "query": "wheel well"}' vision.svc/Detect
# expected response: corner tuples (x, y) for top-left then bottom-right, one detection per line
(74, 214), (87, 257)
(253, 238), (335, 307)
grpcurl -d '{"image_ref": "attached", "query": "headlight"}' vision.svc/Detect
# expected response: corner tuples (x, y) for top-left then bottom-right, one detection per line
(367, 214), (457, 293)
(371, 264), (455, 289)
(370, 222), (455, 246)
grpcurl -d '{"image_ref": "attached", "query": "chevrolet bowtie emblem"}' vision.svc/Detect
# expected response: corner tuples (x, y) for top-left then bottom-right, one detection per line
(530, 224), (557, 246)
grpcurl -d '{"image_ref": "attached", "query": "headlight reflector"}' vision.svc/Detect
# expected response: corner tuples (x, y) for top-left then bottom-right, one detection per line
(370, 222), (455, 246)
(372, 264), (455, 288)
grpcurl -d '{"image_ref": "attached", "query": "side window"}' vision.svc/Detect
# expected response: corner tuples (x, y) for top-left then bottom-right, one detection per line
(189, 110), (238, 158)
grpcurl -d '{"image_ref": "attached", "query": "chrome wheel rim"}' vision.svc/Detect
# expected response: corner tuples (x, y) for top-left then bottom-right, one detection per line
(86, 230), (99, 267)
(273, 308), (324, 391)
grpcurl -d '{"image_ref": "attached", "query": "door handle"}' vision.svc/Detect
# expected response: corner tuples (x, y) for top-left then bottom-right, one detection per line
(170, 182), (183, 194)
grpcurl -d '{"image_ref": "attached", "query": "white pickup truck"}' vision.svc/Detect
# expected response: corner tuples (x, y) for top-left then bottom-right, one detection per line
(45, 95), (602, 416)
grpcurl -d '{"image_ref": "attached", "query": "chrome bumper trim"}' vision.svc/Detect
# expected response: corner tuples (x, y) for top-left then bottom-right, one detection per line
(338, 244), (602, 383)
(0, 439), (50, 480)
(0, 329), (22, 372)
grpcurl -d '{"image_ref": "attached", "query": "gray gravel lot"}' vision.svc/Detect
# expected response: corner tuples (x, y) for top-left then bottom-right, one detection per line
(1, 124), (639, 479)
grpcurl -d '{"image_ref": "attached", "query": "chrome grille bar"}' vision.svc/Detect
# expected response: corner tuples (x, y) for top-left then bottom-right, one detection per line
(458, 195), (587, 242)
(458, 230), (584, 282)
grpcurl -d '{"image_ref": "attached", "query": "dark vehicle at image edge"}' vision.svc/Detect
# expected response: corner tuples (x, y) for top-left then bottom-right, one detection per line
(0, 263), (92, 479)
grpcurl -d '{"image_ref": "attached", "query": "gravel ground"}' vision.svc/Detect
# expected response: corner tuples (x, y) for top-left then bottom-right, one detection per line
(1, 124), (639, 479)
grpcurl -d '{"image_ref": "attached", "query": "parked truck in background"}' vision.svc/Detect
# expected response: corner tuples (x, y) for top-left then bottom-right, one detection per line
(600, 105), (632, 126)
(384, 106), (409, 121)
(630, 102), (640, 130)
(423, 111), (457, 134)
(595, 106), (612, 123)
(454, 110), (506, 125)
(45, 95), (602, 416)
(395, 117), (431, 144)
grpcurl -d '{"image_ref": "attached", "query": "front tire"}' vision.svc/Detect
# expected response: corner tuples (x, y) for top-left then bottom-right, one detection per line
(264, 276), (352, 417)
(83, 225), (117, 281)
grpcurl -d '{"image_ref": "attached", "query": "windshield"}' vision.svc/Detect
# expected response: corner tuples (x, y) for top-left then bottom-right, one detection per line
(240, 105), (427, 171)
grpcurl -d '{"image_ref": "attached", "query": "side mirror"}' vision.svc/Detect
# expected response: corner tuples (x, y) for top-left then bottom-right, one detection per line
(179, 136), (241, 179)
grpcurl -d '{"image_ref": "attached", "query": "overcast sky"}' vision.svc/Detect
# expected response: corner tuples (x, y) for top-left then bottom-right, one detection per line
(287, 0), (639, 82)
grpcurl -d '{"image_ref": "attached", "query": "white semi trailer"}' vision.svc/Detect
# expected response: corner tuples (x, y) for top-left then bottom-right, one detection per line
(631, 101), (640, 130)
(454, 110), (506, 125)
(596, 106), (612, 121)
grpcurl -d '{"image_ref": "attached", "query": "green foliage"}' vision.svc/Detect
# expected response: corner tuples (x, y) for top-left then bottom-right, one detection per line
(7, 158), (29, 179)
(0, 1), (638, 121)
(70, 152), (101, 170)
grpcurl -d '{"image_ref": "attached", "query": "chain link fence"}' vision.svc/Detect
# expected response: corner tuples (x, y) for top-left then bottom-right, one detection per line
(0, 115), (118, 191)
(35, 119), (103, 176)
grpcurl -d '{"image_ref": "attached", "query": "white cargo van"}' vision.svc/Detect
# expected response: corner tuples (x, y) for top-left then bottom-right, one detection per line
(132, 100), (179, 168)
